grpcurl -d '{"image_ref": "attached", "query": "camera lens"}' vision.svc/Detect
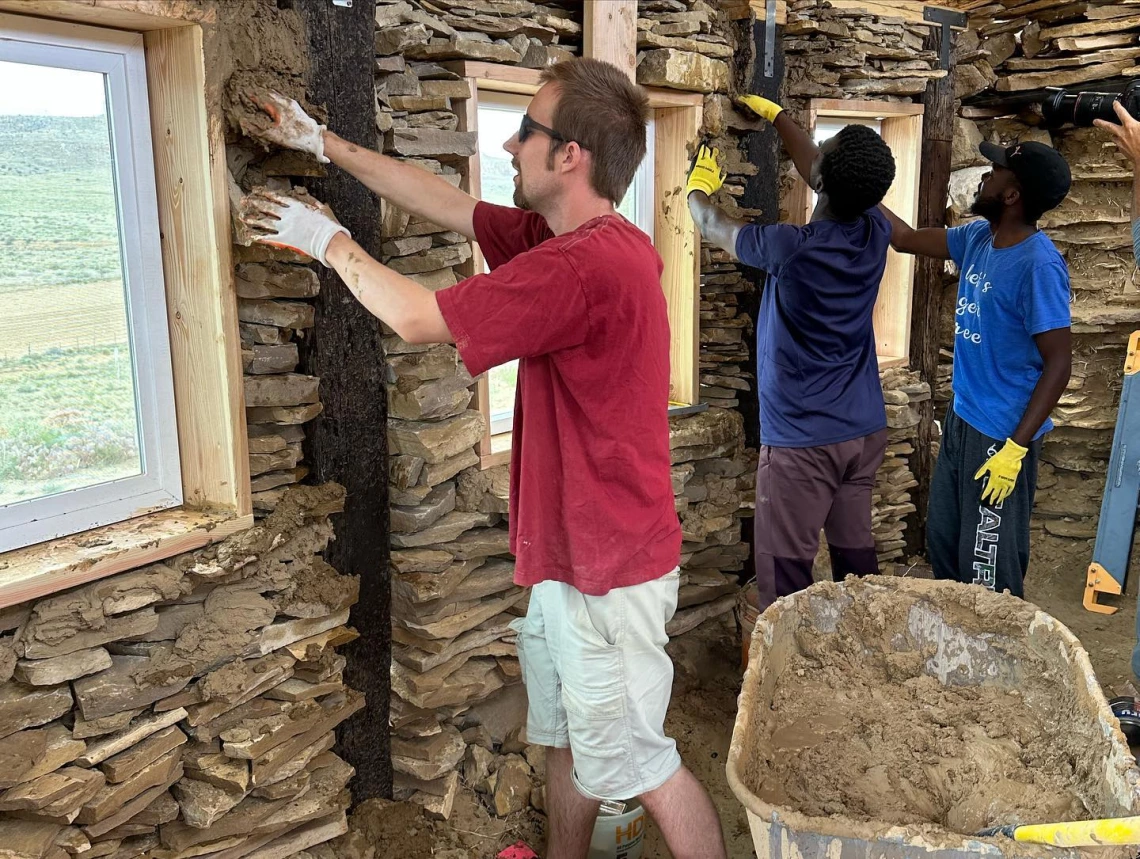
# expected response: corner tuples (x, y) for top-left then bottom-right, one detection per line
(1042, 88), (1074, 127)
(1042, 86), (1124, 127)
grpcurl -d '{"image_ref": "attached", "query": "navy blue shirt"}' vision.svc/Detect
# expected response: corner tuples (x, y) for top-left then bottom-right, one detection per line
(946, 219), (1070, 441)
(736, 209), (891, 447)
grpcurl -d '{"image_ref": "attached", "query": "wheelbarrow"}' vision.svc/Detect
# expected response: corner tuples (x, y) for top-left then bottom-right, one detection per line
(726, 576), (1140, 858)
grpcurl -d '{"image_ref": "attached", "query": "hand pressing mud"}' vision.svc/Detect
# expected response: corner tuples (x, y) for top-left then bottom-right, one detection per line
(238, 88), (329, 164)
(238, 187), (349, 266)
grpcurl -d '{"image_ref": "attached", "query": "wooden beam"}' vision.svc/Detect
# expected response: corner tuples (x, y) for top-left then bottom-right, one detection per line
(445, 61), (704, 108)
(826, 1), (965, 27)
(655, 106), (702, 406)
(145, 24), (250, 516)
(877, 112), (922, 362)
(0, 509), (251, 610)
(721, 0), (788, 24)
(444, 61), (540, 95)
(295, 0), (391, 803)
(453, 79), (502, 471)
(809, 98), (925, 118)
(908, 27), (957, 556)
(0, 0), (211, 29)
(583, 0), (637, 81)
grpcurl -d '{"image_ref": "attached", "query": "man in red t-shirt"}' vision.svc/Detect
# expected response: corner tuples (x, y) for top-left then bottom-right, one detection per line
(240, 59), (726, 859)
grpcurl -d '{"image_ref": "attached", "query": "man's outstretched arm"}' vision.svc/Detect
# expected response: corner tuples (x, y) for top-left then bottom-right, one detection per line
(1095, 101), (1140, 266)
(879, 203), (951, 259)
(736, 95), (818, 187)
(242, 190), (451, 345)
(685, 145), (746, 258)
(243, 90), (478, 241)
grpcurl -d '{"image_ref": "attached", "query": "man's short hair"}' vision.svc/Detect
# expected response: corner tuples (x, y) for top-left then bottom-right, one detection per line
(819, 124), (896, 221)
(539, 59), (649, 205)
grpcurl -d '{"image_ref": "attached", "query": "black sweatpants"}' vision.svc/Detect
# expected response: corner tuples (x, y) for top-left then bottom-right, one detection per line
(927, 406), (1040, 598)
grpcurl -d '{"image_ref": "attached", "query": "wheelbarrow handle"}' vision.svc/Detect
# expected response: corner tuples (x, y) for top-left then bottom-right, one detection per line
(1001, 816), (1140, 847)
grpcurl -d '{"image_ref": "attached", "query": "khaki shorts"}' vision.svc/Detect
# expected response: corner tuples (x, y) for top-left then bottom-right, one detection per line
(510, 569), (683, 801)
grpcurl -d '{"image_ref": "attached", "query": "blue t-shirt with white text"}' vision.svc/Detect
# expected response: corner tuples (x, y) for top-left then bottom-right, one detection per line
(946, 219), (1071, 442)
(736, 209), (890, 448)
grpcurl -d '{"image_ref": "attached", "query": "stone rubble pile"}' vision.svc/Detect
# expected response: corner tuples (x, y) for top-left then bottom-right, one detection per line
(784, 0), (946, 101)
(876, 369), (928, 566)
(0, 486), (362, 859)
(956, 0), (1140, 96)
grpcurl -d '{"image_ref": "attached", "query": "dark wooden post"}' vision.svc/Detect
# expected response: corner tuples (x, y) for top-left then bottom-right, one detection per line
(907, 28), (957, 554)
(296, 0), (392, 801)
(736, 11), (784, 452)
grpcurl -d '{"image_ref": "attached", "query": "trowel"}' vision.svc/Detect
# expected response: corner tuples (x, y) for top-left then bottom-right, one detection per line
(978, 815), (1140, 848)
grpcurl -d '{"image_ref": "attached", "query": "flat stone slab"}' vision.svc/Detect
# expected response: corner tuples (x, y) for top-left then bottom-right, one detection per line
(0, 684), (73, 740)
(15, 649), (112, 687)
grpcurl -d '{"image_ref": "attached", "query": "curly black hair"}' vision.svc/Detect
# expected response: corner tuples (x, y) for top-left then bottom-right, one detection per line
(819, 124), (897, 221)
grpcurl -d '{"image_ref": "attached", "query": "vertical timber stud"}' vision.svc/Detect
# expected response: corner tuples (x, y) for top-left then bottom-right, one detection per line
(296, 0), (392, 801)
(733, 3), (784, 578)
(907, 23), (957, 555)
(583, 0), (637, 82)
(736, 2), (784, 452)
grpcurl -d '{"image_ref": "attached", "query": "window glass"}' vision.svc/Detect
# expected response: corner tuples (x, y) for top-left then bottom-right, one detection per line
(0, 60), (140, 506)
(0, 19), (181, 553)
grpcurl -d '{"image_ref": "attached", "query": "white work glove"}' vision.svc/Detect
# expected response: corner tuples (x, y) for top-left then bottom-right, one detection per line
(240, 190), (350, 266)
(242, 90), (330, 164)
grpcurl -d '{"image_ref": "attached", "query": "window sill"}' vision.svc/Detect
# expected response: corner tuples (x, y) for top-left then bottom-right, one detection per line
(480, 431), (512, 470)
(0, 507), (253, 610)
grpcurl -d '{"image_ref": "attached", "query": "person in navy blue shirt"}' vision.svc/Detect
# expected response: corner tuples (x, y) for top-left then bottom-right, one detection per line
(687, 94), (897, 611)
(883, 141), (1072, 597)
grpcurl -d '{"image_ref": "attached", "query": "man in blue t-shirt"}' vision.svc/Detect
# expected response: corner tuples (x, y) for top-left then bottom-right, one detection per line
(884, 141), (1073, 597)
(687, 94), (897, 610)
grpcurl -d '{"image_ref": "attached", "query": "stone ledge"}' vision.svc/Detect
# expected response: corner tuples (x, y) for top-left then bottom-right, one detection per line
(0, 510), (254, 612)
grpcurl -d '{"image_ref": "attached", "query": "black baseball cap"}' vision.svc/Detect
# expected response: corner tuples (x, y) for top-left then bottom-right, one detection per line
(980, 140), (1072, 213)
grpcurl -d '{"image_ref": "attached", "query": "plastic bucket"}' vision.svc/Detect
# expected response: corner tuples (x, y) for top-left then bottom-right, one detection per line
(587, 799), (646, 859)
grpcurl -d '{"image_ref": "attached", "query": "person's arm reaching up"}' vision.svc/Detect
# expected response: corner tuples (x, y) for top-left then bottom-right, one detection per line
(685, 145), (746, 258)
(1095, 100), (1140, 266)
(242, 190), (451, 345)
(879, 203), (952, 259)
(243, 90), (478, 241)
(736, 95), (819, 187)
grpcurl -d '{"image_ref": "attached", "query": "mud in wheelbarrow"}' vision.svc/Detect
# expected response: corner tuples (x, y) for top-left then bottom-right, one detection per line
(726, 576), (1140, 859)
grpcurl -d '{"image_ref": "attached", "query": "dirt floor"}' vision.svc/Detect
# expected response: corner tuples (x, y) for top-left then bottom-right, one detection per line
(1023, 530), (1138, 695)
(344, 532), (1140, 859)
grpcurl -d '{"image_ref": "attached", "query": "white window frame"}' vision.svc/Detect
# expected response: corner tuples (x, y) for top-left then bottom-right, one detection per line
(475, 91), (656, 437)
(0, 15), (182, 553)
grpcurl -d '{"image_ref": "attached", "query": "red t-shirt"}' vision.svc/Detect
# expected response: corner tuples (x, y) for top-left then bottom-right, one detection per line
(435, 202), (680, 596)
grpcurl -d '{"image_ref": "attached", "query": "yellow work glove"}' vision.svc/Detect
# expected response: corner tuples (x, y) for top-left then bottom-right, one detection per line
(974, 439), (1028, 506)
(736, 94), (784, 124)
(686, 144), (725, 198)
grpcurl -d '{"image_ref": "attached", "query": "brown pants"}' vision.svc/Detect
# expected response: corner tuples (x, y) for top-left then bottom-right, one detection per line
(753, 429), (888, 610)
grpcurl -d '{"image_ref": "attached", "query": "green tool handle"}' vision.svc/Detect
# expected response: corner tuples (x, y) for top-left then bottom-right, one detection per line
(1012, 815), (1140, 847)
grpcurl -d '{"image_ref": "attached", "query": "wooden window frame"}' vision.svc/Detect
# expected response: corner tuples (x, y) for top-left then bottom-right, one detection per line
(789, 99), (924, 369)
(0, 14), (185, 552)
(0, 2), (251, 607)
(448, 61), (702, 469)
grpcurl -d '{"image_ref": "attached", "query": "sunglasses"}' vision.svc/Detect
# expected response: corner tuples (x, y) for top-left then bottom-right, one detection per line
(518, 113), (569, 145)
